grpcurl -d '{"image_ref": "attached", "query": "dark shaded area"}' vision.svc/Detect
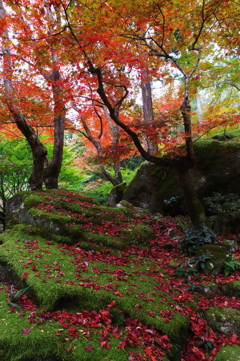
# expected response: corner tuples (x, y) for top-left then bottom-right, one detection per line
(0, 261), (24, 288)
(0, 211), (5, 231)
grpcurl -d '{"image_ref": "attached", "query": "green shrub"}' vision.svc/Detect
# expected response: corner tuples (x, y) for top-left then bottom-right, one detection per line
(174, 266), (199, 278)
(189, 255), (211, 270)
(223, 259), (240, 276)
(180, 226), (218, 255)
(204, 192), (240, 216)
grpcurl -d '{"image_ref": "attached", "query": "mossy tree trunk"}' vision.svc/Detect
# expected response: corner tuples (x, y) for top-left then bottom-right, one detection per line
(177, 167), (207, 229)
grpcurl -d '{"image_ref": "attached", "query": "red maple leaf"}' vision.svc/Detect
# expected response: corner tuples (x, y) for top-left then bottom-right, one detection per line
(22, 329), (31, 334)
(85, 345), (94, 351)
(113, 291), (124, 297)
(22, 272), (29, 280)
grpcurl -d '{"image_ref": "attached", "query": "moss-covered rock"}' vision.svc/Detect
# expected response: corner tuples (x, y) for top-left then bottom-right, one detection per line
(122, 139), (240, 232)
(120, 224), (155, 243)
(108, 182), (127, 206)
(5, 190), (154, 249)
(122, 162), (182, 214)
(196, 245), (231, 276)
(5, 188), (240, 360)
(213, 344), (240, 361)
(220, 281), (240, 298)
(205, 307), (240, 336)
(197, 282), (219, 299)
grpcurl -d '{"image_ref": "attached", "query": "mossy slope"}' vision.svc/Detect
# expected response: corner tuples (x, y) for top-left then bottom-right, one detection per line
(0, 189), (193, 360)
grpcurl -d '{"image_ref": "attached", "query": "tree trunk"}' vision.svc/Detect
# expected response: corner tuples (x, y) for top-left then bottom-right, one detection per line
(43, 111), (65, 189)
(141, 72), (158, 155)
(0, 0), (47, 190)
(43, 5), (66, 189)
(13, 116), (47, 190)
(114, 162), (123, 184)
(196, 95), (203, 123)
(177, 167), (207, 229)
(100, 165), (119, 186)
(178, 97), (208, 228)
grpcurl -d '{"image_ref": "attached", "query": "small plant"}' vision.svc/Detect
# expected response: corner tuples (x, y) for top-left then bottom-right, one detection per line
(190, 255), (211, 270)
(7, 284), (33, 309)
(175, 266), (199, 278)
(198, 334), (214, 350)
(180, 226), (218, 255)
(223, 259), (240, 276)
(163, 196), (179, 206)
(186, 282), (199, 291)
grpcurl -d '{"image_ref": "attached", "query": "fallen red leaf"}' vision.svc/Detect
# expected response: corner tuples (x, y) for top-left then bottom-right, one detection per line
(22, 272), (28, 280)
(22, 329), (31, 334)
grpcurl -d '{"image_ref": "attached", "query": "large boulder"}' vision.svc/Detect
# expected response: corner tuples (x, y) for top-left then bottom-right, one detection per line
(122, 162), (181, 214)
(122, 139), (240, 223)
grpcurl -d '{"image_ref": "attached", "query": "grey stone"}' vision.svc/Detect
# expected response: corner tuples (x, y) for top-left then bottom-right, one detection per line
(220, 281), (240, 297)
(197, 282), (219, 299)
(205, 307), (240, 336)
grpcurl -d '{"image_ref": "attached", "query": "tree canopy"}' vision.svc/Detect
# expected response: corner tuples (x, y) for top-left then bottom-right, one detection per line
(0, 0), (239, 224)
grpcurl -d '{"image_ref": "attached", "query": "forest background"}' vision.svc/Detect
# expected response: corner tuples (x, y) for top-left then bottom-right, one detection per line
(0, 0), (239, 227)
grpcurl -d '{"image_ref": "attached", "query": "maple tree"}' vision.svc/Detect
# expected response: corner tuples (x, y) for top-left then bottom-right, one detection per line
(58, 0), (238, 227)
(0, 0), (66, 190)
(72, 104), (128, 186)
(0, 0), (239, 223)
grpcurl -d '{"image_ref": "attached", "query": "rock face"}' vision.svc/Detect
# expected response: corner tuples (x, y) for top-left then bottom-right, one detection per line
(197, 282), (219, 299)
(122, 140), (240, 223)
(122, 162), (168, 213)
(108, 182), (127, 206)
(205, 307), (240, 336)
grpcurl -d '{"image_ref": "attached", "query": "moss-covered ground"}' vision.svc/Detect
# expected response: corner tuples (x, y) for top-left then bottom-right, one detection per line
(1, 190), (240, 361)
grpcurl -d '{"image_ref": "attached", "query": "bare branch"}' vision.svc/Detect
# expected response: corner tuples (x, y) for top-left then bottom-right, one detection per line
(225, 82), (240, 91)
(153, 1), (165, 48)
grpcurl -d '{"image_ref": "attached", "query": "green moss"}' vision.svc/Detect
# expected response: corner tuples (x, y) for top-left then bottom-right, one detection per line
(110, 181), (127, 193)
(120, 224), (155, 243)
(20, 189), (100, 210)
(1, 285), (173, 361)
(102, 205), (135, 218)
(119, 200), (136, 210)
(194, 138), (240, 178)
(7, 191), (156, 250)
(213, 344), (240, 361)
(2, 189), (203, 359)
(0, 228), (190, 344)
(220, 281), (240, 297)
(155, 167), (182, 200)
(168, 260), (179, 269)
(205, 307), (240, 324)
(196, 244), (230, 275)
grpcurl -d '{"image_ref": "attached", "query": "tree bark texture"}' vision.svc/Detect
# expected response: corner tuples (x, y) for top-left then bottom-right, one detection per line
(177, 167), (207, 229)
(141, 72), (158, 155)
